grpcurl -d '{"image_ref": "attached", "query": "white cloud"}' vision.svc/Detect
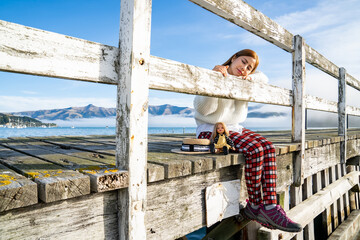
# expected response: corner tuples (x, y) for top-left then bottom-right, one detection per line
(43, 115), (197, 128)
(149, 115), (196, 127)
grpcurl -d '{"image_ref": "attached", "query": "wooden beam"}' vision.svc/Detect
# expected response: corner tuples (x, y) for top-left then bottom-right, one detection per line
(328, 210), (360, 240)
(0, 20), (118, 84)
(6, 137), (128, 193)
(0, 191), (119, 239)
(292, 35), (306, 186)
(116, 0), (152, 239)
(339, 67), (347, 163)
(0, 163), (37, 212)
(258, 171), (360, 239)
(0, 145), (90, 203)
(188, 0), (293, 52)
(148, 56), (292, 106)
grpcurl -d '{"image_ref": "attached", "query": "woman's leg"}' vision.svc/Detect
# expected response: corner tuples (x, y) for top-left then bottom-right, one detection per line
(229, 130), (265, 205)
(240, 129), (277, 205)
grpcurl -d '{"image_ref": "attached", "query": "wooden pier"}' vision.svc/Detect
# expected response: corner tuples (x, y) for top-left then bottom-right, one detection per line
(1, 0), (360, 239)
(1, 129), (360, 239)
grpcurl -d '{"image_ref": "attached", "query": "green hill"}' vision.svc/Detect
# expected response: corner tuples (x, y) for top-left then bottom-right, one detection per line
(0, 113), (56, 127)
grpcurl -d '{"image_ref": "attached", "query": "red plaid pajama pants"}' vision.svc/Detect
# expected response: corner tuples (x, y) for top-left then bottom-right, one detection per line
(198, 128), (277, 205)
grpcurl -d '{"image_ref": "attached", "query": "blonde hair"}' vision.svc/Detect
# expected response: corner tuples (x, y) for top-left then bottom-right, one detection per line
(222, 49), (259, 74)
(211, 122), (230, 140)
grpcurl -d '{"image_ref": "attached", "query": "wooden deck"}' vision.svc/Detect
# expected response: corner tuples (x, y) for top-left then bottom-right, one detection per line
(0, 129), (360, 239)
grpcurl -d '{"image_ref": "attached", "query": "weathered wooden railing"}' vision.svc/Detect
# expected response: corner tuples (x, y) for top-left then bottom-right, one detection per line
(1, 0), (360, 239)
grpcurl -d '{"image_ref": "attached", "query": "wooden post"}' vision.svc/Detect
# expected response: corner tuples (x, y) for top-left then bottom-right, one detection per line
(321, 168), (332, 236)
(338, 67), (347, 164)
(116, 0), (152, 239)
(303, 176), (315, 240)
(336, 164), (346, 223)
(330, 166), (338, 230)
(292, 35), (306, 186)
(290, 184), (304, 240)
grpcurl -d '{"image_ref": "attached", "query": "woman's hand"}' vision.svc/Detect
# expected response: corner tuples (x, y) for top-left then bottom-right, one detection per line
(213, 65), (229, 77)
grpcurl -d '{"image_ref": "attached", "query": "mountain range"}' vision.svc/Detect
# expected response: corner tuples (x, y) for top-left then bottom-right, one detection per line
(10, 104), (195, 121)
(10, 104), (286, 121)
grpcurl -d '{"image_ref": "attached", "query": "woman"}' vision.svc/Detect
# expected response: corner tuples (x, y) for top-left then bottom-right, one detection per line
(194, 49), (301, 232)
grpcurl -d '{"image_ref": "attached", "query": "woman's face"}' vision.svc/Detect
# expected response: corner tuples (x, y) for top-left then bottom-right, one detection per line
(227, 55), (256, 77)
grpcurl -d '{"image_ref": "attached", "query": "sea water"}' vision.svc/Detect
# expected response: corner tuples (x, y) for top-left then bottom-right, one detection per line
(0, 127), (198, 139)
(0, 126), (287, 139)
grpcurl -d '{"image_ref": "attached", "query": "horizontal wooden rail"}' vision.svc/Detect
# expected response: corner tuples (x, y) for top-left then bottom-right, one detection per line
(0, 20), (118, 84)
(258, 170), (360, 239)
(188, 0), (360, 91)
(1, 19), (360, 116)
(148, 56), (292, 105)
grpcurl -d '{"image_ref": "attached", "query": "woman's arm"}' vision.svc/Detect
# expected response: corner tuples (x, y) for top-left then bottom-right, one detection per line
(193, 95), (219, 116)
(248, 70), (269, 84)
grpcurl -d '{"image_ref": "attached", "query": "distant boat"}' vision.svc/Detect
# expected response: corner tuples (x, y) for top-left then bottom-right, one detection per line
(71, 126), (75, 129)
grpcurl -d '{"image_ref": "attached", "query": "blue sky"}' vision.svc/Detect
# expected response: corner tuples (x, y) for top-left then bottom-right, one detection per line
(1, 0), (360, 127)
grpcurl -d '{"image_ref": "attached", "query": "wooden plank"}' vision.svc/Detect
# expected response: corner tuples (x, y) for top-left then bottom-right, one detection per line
(330, 166), (339, 230)
(290, 184), (304, 240)
(292, 35), (306, 186)
(303, 176), (315, 240)
(258, 171), (360, 239)
(339, 67), (347, 164)
(0, 145), (90, 203)
(201, 215), (250, 240)
(0, 191), (119, 240)
(0, 163), (37, 212)
(31, 136), (116, 156)
(6, 138), (127, 193)
(146, 165), (242, 240)
(147, 163), (165, 183)
(148, 152), (192, 179)
(305, 95), (338, 113)
(188, 0), (293, 52)
(322, 168), (333, 236)
(149, 55), (292, 106)
(328, 210), (360, 240)
(116, 0), (152, 239)
(0, 20), (118, 84)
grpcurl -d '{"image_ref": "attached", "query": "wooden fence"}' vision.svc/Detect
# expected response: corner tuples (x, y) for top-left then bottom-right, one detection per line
(1, 0), (360, 239)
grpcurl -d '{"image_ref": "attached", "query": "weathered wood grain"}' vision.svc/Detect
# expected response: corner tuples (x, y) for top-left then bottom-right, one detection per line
(339, 67), (347, 165)
(292, 35), (306, 186)
(0, 144), (90, 203)
(328, 210), (360, 240)
(0, 163), (37, 212)
(5, 138), (127, 193)
(116, 0), (152, 239)
(145, 165), (242, 240)
(258, 170), (360, 240)
(32, 136), (116, 156)
(149, 55), (292, 106)
(0, 191), (118, 240)
(0, 20), (118, 84)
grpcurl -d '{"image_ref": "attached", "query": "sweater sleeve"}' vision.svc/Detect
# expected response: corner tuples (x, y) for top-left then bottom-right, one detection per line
(193, 96), (219, 116)
(250, 70), (269, 84)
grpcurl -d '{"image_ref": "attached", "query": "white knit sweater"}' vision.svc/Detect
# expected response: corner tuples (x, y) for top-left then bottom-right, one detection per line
(193, 71), (269, 136)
